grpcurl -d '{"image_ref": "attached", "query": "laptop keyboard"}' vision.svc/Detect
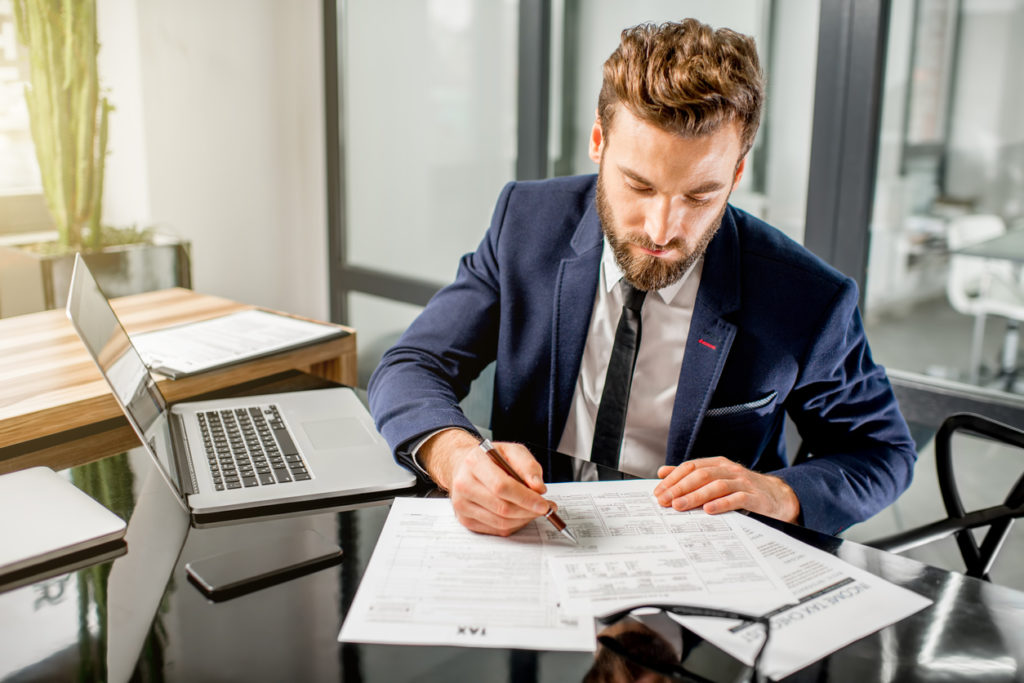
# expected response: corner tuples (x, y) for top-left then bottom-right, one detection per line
(197, 405), (312, 491)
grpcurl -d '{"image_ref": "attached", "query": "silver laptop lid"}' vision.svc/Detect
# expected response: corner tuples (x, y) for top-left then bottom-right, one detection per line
(66, 255), (184, 503)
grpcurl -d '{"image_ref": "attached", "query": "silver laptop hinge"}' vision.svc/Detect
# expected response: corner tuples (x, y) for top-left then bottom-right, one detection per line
(169, 412), (199, 495)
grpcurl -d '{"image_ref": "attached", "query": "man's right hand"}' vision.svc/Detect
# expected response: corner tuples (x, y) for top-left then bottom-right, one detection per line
(418, 428), (553, 536)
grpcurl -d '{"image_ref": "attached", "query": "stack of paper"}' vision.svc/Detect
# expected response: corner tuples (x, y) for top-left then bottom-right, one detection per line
(338, 480), (932, 679)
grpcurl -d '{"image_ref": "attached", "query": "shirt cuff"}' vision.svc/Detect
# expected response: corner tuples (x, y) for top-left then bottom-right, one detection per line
(407, 427), (476, 477)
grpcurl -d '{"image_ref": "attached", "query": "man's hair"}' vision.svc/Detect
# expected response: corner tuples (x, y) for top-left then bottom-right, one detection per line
(598, 18), (764, 156)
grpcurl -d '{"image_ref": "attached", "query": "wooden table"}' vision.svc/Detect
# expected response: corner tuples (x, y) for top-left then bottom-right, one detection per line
(0, 288), (356, 473)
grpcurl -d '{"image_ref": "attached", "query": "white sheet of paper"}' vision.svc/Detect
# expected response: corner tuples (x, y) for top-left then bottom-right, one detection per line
(338, 480), (793, 651)
(675, 514), (933, 679)
(338, 496), (593, 650)
(131, 309), (342, 376)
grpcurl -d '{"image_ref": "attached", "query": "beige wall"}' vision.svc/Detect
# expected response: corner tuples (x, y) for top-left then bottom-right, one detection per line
(98, 0), (330, 321)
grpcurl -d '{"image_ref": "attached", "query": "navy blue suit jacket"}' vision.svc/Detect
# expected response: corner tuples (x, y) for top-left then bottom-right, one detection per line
(369, 175), (916, 534)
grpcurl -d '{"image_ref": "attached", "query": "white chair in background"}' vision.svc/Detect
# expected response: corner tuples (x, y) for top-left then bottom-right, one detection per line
(946, 214), (1024, 384)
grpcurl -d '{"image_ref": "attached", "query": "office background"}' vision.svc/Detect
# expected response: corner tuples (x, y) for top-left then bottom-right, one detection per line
(0, 0), (1021, 581)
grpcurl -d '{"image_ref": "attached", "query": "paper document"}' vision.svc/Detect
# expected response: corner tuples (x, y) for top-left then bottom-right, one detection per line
(339, 480), (794, 651)
(339, 496), (591, 650)
(339, 479), (932, 672)
(544, 483), (793, 614)
(131, 309), (346, 378)
(675, 514), (933, 680)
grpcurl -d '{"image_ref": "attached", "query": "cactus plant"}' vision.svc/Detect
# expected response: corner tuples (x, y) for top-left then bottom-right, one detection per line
(12, 0), (112, 252)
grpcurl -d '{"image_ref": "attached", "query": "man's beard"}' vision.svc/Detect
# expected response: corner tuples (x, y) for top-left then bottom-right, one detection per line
(596, 171), (727, 292)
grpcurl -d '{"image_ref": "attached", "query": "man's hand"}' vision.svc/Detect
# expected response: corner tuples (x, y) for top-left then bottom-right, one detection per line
(653, 456), (801, 523)
(418, 428), (553, 536)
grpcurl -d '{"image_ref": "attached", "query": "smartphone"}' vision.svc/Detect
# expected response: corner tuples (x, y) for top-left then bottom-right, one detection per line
(185, 529), (343, 602)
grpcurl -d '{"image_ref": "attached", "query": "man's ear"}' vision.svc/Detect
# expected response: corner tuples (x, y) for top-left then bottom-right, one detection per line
(732, 157), (747, 190)
(588, 110), (604, 164)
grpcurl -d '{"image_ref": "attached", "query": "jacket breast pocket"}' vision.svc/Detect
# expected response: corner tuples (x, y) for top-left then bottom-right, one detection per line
(694, 391), (782, 467)
(703, 391), (778, 424)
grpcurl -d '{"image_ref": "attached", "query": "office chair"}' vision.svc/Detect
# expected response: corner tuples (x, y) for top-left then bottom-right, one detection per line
(794, 370), (1024, 582)
(868, 412), (1024, 581)
(945, 214), (1024, 384)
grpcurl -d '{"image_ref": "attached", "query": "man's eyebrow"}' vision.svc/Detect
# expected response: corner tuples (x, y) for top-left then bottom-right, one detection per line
(687, 180), (727, 195)
(618, 165), (654, 186)
(618, 165), (726, 195)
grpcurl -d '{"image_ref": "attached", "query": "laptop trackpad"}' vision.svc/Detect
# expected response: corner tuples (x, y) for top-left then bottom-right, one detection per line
(302, 417), (373, 450)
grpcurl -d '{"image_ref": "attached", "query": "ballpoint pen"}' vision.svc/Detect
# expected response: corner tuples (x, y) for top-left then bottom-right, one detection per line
(478, 439), (578, 544)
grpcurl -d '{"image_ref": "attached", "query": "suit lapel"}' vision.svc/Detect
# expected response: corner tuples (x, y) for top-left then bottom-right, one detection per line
(666, 207), (742, 466)
(548, 192), (602, 451)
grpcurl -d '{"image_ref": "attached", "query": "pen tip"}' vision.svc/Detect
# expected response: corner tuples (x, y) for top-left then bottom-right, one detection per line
(564, 528), (579, 544)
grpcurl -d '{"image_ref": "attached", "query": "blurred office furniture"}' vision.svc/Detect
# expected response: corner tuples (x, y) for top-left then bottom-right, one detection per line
(945, 214), (1024, 385)
(869, 412), (1024, 582)
(888, 368), (1024, 446)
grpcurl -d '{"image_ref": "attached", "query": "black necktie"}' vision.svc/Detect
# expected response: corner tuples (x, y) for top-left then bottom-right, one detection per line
(591, 281), (646, 470)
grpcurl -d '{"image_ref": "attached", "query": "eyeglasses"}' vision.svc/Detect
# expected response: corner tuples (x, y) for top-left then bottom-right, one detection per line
(592, 603), (772, 683)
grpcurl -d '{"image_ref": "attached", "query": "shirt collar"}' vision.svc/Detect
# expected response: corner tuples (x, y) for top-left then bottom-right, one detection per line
(601, 238), (701, 306)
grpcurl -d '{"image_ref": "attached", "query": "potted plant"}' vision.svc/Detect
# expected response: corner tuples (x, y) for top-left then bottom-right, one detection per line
(0, 0), (190, 318)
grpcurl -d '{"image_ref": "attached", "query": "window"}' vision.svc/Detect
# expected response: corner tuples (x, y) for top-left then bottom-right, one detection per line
(0, 0), (51, 235)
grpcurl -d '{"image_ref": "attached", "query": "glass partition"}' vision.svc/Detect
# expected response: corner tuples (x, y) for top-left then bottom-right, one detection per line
(341, 0), (519, 286)
(865, 0), (1024, 393)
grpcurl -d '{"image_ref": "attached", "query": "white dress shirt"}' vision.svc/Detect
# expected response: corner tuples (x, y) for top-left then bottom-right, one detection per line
(557, 239), (702, 478)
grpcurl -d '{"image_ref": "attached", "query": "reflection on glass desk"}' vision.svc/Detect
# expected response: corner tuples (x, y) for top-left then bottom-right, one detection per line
(2, 446), (1024, 682)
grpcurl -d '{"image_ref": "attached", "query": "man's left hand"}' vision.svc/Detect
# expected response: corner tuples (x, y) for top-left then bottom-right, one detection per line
(653, 456), (801, 524)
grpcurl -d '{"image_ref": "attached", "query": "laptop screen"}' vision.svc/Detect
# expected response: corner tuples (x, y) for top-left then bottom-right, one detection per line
(66, 256), (182, 495)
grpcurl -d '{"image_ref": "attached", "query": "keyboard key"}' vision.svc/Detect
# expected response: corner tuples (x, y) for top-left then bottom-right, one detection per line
(293, 472), (311, 481)
(242, 476), (258, 487)
(272, 428), (298, 455)
(259, 473), (276, 485)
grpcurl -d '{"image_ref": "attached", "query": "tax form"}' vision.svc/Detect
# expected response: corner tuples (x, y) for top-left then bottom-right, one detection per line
(338, 479), (794, 651)
(674, 514), (933, 680)
(544, 483), (793, 615)
(340, 496), (592, 650)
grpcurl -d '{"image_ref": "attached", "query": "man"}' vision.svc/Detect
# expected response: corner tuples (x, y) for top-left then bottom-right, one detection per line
(369, 19), (916, 538)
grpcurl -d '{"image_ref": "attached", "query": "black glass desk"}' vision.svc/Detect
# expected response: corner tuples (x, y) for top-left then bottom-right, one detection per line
(3, 434), (1024, 681)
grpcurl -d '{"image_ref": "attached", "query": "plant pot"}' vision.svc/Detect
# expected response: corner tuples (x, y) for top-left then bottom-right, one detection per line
(0, 233), (192, 318)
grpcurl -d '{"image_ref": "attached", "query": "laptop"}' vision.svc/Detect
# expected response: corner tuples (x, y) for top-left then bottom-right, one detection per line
(66, 254), (417, 526)
(0, 466), (127, 591)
